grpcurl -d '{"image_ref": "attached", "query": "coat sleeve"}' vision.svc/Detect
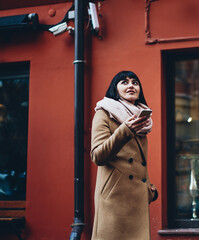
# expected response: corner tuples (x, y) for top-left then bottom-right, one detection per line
(91, 109), (135, 166)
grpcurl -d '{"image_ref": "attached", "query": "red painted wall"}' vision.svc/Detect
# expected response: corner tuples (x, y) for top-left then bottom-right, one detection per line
(1, 0), (199, 239)
(90, 1), (199, 240)
(0, 3), (77, 240)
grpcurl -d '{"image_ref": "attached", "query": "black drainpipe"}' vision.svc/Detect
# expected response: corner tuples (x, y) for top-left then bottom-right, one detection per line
(69, 0), (85, 239)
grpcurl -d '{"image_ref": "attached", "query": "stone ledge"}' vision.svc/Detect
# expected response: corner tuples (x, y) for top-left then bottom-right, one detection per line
(158, 229), (199, 236)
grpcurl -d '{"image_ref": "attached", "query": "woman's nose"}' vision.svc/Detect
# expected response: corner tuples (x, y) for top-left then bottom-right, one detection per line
(128, 82), (134, 87)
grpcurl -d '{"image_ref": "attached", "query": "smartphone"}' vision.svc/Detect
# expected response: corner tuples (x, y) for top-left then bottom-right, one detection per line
(138, 109), (152, 118)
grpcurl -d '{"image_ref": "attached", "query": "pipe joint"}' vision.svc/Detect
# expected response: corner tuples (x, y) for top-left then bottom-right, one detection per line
(69, 220), (85, 240)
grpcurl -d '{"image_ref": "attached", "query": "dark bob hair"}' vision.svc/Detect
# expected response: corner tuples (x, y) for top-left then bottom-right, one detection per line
(105, 71), (147, 106)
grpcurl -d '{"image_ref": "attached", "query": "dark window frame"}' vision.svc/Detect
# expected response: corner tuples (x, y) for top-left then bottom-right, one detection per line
(0, 61), (29, 237)
(0, 61), (29, 202)
(164, 49), (199, 229)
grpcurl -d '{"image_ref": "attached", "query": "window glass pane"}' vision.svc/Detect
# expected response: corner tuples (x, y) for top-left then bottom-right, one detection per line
(0, 62), (29, 200)
(175, 59), (199, 220)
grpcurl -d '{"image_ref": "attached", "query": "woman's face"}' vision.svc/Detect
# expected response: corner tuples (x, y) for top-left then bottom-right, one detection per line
(117, 77), (140, 104)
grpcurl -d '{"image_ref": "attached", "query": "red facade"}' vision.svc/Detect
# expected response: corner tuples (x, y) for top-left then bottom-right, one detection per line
(1, 0), (199, 239)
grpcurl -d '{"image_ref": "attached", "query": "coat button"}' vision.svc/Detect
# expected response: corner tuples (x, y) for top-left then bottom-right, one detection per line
(142, 178), (146, 183)
(129, 158), (133, 163)
(142, 162), (146, 166)
(129, 175), (133, 180)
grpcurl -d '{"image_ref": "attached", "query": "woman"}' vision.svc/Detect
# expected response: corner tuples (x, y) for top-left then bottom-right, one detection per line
(91, 71), (158, 240)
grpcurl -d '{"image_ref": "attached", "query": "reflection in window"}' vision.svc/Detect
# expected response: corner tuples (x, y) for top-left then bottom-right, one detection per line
(0, 62), (29, 200)
(175, 59), (199, 220)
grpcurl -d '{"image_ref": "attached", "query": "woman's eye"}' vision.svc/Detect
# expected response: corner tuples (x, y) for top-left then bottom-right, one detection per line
(133, 81), (138, 85)
(121, 80), (128, 84)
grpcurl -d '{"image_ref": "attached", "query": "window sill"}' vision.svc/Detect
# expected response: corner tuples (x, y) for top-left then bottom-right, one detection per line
(158, 229), (199, 236)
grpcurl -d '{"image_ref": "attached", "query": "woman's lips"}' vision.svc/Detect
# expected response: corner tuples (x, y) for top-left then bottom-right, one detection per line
(127, 90), (135, 93)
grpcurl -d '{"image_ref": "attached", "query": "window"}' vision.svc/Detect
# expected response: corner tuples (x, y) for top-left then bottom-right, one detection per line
(166, 51), (199, 228)
(0, 62), (29, 201)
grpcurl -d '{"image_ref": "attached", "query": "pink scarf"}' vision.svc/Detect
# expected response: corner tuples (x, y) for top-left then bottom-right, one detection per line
(95, 97), (152, 136)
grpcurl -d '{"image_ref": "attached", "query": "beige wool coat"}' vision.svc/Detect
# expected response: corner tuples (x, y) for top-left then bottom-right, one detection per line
(91, 109), (158, 240)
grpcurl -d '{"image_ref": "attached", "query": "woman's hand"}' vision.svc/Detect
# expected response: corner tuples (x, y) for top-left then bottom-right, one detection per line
(125, 114), (150, 132)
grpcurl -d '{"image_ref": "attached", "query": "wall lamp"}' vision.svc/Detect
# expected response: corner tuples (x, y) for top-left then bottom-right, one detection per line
(0, 2), (101, 38)
(0, 13), (39, 31)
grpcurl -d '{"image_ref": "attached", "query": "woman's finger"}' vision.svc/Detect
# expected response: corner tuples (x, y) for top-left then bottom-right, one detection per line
(125, 116), (148, 130)
(130, 116), (146, 125)
(127, 114), (137, 121)
(132, 117), (147, 125)
(130, 120), (148, 130)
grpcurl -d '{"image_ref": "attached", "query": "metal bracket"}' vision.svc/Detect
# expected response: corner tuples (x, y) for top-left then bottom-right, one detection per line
(145, 0), (199, 44)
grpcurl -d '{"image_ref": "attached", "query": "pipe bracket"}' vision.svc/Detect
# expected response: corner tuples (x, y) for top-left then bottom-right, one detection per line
(71, 223), (86, 227)
(73, 60), (86, 64)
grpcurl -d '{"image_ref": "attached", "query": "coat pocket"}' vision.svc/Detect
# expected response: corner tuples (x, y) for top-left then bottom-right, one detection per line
(101, 168), (122, 200)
